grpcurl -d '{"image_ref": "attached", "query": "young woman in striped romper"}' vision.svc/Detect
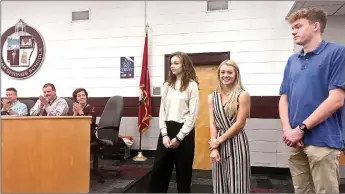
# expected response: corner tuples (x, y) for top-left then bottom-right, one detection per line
(208, 60), (251, 193)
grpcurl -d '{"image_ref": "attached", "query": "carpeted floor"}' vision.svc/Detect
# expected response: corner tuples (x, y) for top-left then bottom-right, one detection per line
(90, 158), (152, 193)
(167, 169), (294, 193)
(90, 157), (345, 193)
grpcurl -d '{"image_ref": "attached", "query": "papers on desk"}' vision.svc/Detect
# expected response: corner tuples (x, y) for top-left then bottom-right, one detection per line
(122, 138), (133, 148)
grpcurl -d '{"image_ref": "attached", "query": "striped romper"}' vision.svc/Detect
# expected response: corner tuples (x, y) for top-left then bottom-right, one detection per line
(211, 91), (251, 193)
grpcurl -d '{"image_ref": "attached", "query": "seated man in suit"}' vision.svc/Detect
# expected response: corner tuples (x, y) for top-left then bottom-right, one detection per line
(1, 87), (28, 116)
(30, 83), (69, 116)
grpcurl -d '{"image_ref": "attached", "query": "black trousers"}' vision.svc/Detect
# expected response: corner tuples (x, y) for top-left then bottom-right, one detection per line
(148, 121), (195, 193)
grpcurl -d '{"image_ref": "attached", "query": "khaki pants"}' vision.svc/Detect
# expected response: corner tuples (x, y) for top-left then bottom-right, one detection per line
(288, 145), (341, 193)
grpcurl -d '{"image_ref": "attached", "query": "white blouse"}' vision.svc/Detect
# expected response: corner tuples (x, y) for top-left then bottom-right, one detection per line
(159, 80), (199, 141)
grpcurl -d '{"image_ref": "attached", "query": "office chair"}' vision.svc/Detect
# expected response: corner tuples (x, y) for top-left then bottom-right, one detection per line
(91, 95), (124, 183)
(63, 98), (74, 116)
(21, 99), (35, 116)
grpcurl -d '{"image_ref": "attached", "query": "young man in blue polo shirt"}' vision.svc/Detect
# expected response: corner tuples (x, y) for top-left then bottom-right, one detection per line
(279, 7), (345, 193)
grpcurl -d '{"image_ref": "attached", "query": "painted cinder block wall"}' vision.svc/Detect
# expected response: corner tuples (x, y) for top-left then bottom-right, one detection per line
(6, 1), (344, 168)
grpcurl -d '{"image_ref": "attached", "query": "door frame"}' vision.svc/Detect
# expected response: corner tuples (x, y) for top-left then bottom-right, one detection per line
(164, 52), (230, 81)
(164, 51), (230, 170)
(163, 51), (282, 119)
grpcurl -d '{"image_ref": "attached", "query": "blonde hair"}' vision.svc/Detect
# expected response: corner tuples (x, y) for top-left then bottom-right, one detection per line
(216, 60), (245, 117)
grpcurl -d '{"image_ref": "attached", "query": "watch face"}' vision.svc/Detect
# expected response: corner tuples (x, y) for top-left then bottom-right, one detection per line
(300, 124), (307, 131)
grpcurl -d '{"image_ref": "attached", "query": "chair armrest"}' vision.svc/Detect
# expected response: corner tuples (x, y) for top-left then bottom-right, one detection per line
(93, 123), (99, 129)
(94, 126), (119, 146)
(90, 142), (98, 147)
(99, 139), (114, 146)
(97, 126), (119, 131)
(119, 135), (133, 141)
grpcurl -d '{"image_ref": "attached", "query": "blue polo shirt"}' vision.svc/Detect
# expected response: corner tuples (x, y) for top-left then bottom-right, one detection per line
(279, 40), (345, 150)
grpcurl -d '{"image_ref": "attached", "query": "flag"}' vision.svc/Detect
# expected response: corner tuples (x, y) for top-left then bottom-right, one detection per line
(138, 28), (152, 133)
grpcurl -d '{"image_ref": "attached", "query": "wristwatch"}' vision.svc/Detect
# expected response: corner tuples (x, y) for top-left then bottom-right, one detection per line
(298, 123), (308, 132)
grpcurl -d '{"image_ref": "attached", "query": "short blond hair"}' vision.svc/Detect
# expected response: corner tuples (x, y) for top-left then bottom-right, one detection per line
(287, 7), (327, 33)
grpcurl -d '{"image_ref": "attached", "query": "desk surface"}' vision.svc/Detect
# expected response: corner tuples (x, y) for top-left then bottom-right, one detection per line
(1, 116), (92, 120)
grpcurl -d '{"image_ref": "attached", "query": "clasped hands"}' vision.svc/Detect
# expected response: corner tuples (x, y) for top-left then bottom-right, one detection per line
(39, 95), (49, 107)
(73, 102), (83, 115)
(162, 136), (180, 149)
(1, 99), (11, 111)
(209, 138), (220, 150)
(283, 126), (305, 148)
(209, 138), (221, 162)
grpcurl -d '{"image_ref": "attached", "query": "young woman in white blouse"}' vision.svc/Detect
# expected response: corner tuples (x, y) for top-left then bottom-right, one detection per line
(148, 51), (199, 193)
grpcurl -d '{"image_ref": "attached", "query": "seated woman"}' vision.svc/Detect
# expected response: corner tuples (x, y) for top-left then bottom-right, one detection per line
(72, 88), (97, 140)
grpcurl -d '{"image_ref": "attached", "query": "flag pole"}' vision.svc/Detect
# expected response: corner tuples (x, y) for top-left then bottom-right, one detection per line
(133, 23), (149, 162)
(133, 128), (147, 161)
(133, 131), (147, 161)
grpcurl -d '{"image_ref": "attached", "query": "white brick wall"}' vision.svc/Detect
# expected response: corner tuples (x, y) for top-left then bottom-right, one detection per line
(294, 15), (345, 51)
(323, 15), (345, 46)
(98, 116), (290, 168)
(1, 1), (297, 167)
(1, 1), (294, 97)
(246, 118), (289, 168)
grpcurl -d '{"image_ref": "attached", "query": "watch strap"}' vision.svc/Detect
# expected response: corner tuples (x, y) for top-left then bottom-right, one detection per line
(299, 123), (308, 132)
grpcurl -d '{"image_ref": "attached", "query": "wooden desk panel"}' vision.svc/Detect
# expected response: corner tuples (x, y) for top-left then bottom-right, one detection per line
(1, 116), (91, 193)
(340, 152), (345, 165)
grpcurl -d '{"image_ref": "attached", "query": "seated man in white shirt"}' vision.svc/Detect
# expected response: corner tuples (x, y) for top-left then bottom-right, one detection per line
(30, 83), (69, 116)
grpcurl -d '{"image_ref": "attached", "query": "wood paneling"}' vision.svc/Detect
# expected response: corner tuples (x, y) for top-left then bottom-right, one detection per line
(193, 65), (219, 170)
(340, 152), (345, 165)
(251, 96), (280, 119)
(2, 116), (91, 193)
(18, 96), (280, 118)
(19, 96), (162, 118)
(17, 52), (281, 119)
(164, 52), (231, 81)
(163, 51), (280, 119)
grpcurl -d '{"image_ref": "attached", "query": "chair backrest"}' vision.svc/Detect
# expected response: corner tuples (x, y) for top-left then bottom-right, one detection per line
(20, 99), (35, 116)
(64, 98), (74, 116)
(97, 96), (124, 143)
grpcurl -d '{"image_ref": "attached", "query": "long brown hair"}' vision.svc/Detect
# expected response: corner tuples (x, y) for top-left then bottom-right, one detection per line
(166, 51), (198, 92)
(216, 60), (245, 117)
